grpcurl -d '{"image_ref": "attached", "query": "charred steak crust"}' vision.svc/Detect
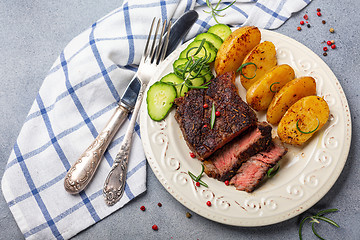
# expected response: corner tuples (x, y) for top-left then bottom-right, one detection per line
(203, 122), (272, 181)
(174, 72), (257, 160)
(229, 138), (288, 193)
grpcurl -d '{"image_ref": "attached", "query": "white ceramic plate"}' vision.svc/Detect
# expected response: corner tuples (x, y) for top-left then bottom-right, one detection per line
(139, 29), (351, 226)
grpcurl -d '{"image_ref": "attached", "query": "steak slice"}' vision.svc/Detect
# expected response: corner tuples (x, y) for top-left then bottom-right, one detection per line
(229, 138), (288, 192)
(203, 122), (272, 181)
(174, 72), (257, 160)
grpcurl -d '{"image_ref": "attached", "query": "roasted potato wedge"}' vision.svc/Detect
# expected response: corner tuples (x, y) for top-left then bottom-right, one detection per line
(214, 26), (261, 76)
(240, 41), (277, 90)
(246, 64), (295, 111)
(277, 96), (330, 145)
(266, 76), (317, 124)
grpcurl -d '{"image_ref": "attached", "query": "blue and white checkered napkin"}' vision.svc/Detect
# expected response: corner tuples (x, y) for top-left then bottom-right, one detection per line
(1, 0), (310, 239)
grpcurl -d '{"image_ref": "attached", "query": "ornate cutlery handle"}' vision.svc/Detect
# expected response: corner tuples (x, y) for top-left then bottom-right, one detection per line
(103, 83), (146, 206)
(64, 104), (129, 194)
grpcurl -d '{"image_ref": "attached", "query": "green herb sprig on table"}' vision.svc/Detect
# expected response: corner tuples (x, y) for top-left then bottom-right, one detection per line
(204, 0), (237, 24)
(188, 164), (208, 187)
(299, 208), (339, 240)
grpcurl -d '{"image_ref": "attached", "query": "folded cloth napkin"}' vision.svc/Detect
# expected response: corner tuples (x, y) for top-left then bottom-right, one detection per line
(1, 0), (311, 239)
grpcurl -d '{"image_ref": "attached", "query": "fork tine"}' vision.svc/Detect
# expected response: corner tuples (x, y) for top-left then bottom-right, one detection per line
(154, 20), (167, 62)
(143, 18), (156, 57)
(149, 19), (161, 60)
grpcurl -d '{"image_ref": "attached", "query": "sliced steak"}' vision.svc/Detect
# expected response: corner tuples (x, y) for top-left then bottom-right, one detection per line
(230, 138), (288, 193)
(203, 122), (272, 181)
(174, 72), (257, 160)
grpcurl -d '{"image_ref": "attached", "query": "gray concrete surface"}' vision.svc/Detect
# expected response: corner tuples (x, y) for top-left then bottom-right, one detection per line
(1, 0), (359, 239)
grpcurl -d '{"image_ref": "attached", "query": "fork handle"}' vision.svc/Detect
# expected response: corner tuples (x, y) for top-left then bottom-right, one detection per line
(103, 81), (146, 206)
(64, 104), (129, 194)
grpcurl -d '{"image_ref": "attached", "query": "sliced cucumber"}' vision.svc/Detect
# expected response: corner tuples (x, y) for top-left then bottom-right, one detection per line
(160, 72), (188, 97)
(179, 40), (216, 63)
(189, 77), (205, 87)
(194, 32), (223, 50)
(200, 68), (214, 82)
(207, 24), (232, 41)
(147, 82), (177, 121)
(173, 58), (188, 71)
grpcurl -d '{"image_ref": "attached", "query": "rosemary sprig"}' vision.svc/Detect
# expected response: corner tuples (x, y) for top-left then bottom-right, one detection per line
(299, 208), (339, 240)
(267, 165), (280, 178)
(236, 62), (257, 79)
(204, 0), (237, 24)
(210, 102), (216, 129)
(188, 164), (208, 187)
(173, 39), (212, 89)
(270, 82), (280, 93)
(296, 118), (320, 134)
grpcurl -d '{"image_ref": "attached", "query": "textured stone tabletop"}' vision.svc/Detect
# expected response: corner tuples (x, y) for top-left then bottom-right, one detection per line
(1, 0), (359, 239)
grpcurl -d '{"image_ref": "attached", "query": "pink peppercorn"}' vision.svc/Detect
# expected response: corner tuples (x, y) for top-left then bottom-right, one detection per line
(323, 47), (328, 51)
(206, 201), (212, 207)
(331, 44), (336, 49)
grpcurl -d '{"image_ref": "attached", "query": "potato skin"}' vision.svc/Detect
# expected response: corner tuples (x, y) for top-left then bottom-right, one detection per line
(246, 64), (295, 111)
(214, 26), (261, 76)
(266, 76), (317, 124)
(240, 41), (277, 90)
(277, 96), (330, 145)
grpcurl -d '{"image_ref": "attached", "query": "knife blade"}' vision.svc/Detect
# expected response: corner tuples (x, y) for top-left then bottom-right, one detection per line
(64, 10), (198, 194)
(120, 10), (198, 110)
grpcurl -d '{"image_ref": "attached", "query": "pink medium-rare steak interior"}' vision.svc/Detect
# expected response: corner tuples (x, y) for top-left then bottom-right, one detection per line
(203, 122), (272, 181)
(230, 138), (288, 192)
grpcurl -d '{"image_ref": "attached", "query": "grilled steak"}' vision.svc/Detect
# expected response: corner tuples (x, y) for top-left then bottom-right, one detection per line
(229, 138), (287, 192)
(203, 122), (272, 181)
(174, 72), (257, 160)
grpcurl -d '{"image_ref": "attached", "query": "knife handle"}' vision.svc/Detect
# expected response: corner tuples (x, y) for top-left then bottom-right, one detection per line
(103, 82), (146, 206)
(64, 104), (129, 194)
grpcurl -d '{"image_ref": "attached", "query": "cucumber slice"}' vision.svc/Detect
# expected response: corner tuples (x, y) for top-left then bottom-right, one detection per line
(179, 40), (216, 63)
(147, 82), (177, 121)
(160, 72), (188, 97)
(194, 32), (223, 50)
(175, 62), (213, 83)
(201, 68), (214, 82)
(207, 24), (232, 41)
(190, 77), (205, 87)
(173, 58), (188, 71)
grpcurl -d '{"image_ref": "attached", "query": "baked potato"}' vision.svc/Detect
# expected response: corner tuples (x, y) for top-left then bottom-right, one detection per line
(277, 96), (330, 145)
(246, 64), (295, 111)
(266, 76), (317, 124)
(214, 26), (261, 76)
(240, 41), (277, 90)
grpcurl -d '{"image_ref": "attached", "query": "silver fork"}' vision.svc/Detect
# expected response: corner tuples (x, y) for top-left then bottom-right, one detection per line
(103, 18), (171, 206)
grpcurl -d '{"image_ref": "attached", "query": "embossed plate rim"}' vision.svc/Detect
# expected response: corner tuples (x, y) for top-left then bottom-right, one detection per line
(139, 29), (352, 226)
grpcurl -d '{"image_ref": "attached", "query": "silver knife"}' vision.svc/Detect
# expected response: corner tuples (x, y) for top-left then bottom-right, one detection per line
(64, 10), (199, 194)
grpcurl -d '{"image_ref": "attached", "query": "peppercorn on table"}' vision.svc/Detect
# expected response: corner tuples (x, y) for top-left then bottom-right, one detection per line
(1, 0), (359, 239)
